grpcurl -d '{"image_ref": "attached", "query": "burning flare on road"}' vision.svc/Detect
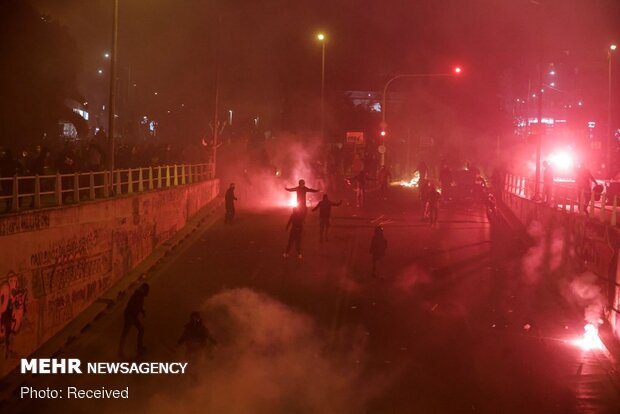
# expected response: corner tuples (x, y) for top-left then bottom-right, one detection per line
(288, 193), (298, 208)
(397, 171), (421, 188)
(573, 323), (604, 351)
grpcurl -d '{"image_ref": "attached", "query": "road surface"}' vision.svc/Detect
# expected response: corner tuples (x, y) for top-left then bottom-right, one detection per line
(4, 188), (620, 413)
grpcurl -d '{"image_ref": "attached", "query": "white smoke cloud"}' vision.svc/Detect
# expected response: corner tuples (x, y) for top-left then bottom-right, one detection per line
(148, 288), (388, 414)
(222, 133), (326, 211)
(520, 220), (605, 327)
(393, 264), (432, 296)
(521, 221), (545, 284)
(565, 272), (606, 325)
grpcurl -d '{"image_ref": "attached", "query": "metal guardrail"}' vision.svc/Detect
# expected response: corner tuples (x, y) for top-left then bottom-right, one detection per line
(504, 173), (620, 226)
(0, 163), (215, 214)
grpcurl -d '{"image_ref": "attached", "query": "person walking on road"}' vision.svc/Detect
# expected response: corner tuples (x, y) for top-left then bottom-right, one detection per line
(283, 208), (305, 259)
(285, 179), (319, 214)
(348, 169), (372, 208)
(439, 164), (453, 200)
(426, 182), (441, 228)
(378, 165), (392, 199)
(118, 283), (150, 359)
(312, 194), (342, 243)
(225, 183), (238, 224)
(370, 226), (388, 277)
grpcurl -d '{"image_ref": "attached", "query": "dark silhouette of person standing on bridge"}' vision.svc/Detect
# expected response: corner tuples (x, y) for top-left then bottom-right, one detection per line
(370, 226), (387, 277)
(118, 282), (149, 359)
(575, 163), (597, 213)
(285, 179), (319, 213)
(0, 149), (22, 212)
(225, 183), (238, 224)
(542, 161), (554, 205)
(312, 194), (342, 243)
(283, 208), (305, 259)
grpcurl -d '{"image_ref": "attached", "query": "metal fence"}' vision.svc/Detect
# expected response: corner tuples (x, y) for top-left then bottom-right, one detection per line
(504, 173), (620, 226)
(0, 163), (215, 214)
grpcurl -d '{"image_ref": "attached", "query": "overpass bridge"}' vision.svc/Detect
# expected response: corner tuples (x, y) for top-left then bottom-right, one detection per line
(0, 163), (219, 378)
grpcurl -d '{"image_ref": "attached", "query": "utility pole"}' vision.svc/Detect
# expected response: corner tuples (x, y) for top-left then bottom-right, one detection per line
(381, 71), (459, 167)
(531, 0), (545, 201)
(108, 0), (119, 173)
(534, 63), (543, 200)
(212, 15), (222, 176)
(321, 38), (326, 142)
(608, 45), (616, 177)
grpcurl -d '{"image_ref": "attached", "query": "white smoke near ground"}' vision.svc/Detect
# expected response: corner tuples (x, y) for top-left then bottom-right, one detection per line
(519, 220), (605, 327)
(520, 221), (566, 284)
(564, 272), (606, 325)
(548, 230), (565, 272)
(393, 264), (432, 295)
(521, 221), (545, 284)
(149, 288), (388, 414)
(221, 133), (325, 211)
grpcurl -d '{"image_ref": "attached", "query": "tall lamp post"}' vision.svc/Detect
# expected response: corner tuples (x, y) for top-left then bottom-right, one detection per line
(108, 0), (119, 173)
(317, 33), (326, 141)
(211, 15), (223, 177)
(608, 44), (617, 177)
(380, 68), (462, 166)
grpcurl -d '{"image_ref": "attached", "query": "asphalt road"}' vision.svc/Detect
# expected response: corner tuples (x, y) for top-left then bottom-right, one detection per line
(5, 187), (620, 414)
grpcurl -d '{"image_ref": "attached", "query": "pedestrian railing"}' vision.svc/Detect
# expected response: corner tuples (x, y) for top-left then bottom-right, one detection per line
(504, 173), (620, 226)
(0, 163), (215, 214)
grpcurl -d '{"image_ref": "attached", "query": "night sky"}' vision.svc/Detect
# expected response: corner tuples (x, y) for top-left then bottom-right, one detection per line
(29, 0), (620, 133)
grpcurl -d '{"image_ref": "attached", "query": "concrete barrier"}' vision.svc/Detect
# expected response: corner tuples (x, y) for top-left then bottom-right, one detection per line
(501, 191), (620, 344)
(0, 179), (219, 377)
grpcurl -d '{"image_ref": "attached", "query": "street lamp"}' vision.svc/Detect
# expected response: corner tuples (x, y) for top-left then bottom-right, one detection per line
(108, 0), (119, 175)
(608, 44), (617, 177)
(317, 32), (326, 141)
(380, 69), (462, 166)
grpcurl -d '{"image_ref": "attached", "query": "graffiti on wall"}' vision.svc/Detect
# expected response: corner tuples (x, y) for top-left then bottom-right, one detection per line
(0, 271), (28, 359)
(0, 212), (50, 236)
(32, 252), (112, 298)
(29, 229), (113, 300)
(112, 225), (156, 278)
(145, 191), (184, 216)
(45, 276), (111, 330)
(30, 230), (102, 268)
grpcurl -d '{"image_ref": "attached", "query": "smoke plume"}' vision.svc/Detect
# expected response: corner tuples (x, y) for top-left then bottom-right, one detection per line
(148, 288), (385, 414)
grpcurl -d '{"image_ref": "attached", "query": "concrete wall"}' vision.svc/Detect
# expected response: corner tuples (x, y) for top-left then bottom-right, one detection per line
(0, 179), (219, 377)
(501, 192), (620, 341)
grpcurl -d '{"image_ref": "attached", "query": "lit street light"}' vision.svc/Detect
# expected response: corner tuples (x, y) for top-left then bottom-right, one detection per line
(317, 32), (327, 142)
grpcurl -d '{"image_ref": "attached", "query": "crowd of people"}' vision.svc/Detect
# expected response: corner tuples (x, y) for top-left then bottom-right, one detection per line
(0, 138), (211, 179)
